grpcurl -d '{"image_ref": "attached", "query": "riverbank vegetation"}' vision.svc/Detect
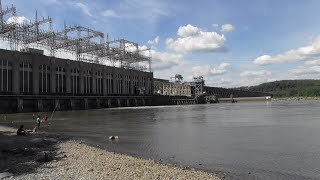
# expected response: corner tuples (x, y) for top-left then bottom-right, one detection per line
(235, 79), (320, 97)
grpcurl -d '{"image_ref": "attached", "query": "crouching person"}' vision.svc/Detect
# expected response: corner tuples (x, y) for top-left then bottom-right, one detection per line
(17, 125), (27, 135)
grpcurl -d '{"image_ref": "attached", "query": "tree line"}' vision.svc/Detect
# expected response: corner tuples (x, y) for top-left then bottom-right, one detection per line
(234, 80), (320, 97)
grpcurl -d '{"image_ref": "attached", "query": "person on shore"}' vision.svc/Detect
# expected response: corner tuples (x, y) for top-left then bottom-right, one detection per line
(17, 125), (27, 135)
(44, 114), (48, 122)
(37, 115), (41, 128)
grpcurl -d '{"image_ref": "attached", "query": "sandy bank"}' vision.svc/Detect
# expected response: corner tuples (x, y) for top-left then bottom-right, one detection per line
(0, 125), (220, 180)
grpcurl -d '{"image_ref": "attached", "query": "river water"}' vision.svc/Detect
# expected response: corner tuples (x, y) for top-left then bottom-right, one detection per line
(2, 100), (320, 179)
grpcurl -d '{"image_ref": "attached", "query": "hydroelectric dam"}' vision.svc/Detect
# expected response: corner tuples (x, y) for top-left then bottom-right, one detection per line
(0, 0), (271, 114)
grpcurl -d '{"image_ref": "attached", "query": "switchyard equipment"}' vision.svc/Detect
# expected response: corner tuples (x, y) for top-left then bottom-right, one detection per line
(170, 74), (183, 84)
(0, 0), (151, 72)
(190, 76), (205, 98)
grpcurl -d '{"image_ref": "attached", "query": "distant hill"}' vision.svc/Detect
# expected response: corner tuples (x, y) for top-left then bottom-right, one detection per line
(235, 79), (320, 97)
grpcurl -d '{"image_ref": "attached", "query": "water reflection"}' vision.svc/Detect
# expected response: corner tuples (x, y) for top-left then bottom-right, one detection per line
(2, 101), (320, 179)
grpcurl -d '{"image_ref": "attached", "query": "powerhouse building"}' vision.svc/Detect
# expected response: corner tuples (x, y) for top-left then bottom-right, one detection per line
(0, 49), (153, 96)
(154, 78), (192, 97)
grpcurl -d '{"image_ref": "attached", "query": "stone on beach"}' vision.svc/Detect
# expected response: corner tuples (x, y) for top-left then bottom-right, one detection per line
(36, 151), (54, 163)
(109, 136), (119, 140)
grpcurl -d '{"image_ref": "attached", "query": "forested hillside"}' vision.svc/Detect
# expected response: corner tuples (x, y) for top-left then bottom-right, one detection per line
(236, 80), (320, 97)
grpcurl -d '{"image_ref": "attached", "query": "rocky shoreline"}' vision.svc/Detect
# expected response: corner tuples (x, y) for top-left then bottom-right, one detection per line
(0, 125), (220, 180)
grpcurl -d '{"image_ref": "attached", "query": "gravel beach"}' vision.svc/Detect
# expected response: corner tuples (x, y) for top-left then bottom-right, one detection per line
(0, 125), (220, 180)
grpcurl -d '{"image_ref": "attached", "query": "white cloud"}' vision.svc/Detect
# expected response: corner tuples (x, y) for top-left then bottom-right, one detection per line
(153, 62), (232, 86)
(177, 24), (201, 37)
(221, 24), (235, 32)
(148, 36), (160, 45)
(204, 77), (235, 87)
(127, 45), (183, 72)
(289, 65), (320, 75)
(166, 24), (226, 53)
(240, 70), (272, 77)
(236, 77), (278, 87)
(212, 24), (219, 28)
(103, 0), (171, 23)
(151, 50), (184, 70)
(42, 0), (61, 5)
(192, 63), (230, 76)
(101, 10), (120, 18)
(75, 3), (92, 17)
(6, 16), (29, 25)
(304, 60), (320, 66)
(254, 37), (320, 65)
(124, 0), (169, 17)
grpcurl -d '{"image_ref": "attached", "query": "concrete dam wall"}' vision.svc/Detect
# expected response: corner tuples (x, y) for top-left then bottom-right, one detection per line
(0, 49), (155, 113)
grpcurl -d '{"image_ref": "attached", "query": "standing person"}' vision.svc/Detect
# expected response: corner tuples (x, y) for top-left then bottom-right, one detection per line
(37, 115), (41, 128)
(44, 114), (48, 122)
(32, 114), (35, 120)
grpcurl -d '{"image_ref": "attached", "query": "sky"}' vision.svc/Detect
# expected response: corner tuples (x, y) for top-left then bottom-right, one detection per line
(2, 0), (320, 87)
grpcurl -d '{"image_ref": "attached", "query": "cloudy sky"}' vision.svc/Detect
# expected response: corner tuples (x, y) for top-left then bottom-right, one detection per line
(2, 0), (320, 87)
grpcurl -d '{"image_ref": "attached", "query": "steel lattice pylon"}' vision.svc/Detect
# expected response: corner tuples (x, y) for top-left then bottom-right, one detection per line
(190, 76), (205, 98)
(0, 0), (152, 72)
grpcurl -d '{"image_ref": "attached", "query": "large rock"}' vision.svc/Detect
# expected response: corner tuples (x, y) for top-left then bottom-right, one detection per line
(36, 151), (53, 162)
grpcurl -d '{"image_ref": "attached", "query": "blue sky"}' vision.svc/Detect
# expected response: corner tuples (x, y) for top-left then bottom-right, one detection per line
(3, 0), (320, 87)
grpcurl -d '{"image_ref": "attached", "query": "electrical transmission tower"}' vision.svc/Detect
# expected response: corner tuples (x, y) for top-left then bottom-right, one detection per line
(190, 76), (205, 98)
(0, 0), (152, 72)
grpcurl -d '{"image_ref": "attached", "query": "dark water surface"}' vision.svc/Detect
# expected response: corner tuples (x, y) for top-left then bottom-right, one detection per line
(2, 101), (320, 179)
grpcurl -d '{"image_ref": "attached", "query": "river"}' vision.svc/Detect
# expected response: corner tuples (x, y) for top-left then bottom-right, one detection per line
(1, 100), (320, 179)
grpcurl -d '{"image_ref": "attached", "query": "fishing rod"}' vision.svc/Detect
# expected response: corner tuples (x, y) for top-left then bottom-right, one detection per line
(49, 101), (58, 123)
